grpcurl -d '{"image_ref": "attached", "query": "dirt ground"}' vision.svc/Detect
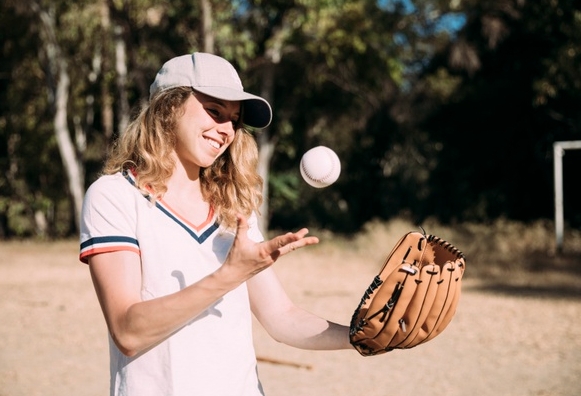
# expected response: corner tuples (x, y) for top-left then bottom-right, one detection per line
(1, 239), (580, 396)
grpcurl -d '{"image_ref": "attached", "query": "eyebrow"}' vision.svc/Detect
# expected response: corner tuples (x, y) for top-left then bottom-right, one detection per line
(200, 95), (240, 115)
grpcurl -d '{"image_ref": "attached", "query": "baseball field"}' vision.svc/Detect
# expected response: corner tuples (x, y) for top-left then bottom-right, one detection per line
(1, 218), (580, 396)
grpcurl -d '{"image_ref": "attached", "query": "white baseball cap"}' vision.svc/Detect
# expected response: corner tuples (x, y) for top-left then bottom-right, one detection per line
(149, 52), (272, 129)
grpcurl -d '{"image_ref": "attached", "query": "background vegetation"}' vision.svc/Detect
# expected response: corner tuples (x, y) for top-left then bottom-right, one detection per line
(1, 0), (580, 241)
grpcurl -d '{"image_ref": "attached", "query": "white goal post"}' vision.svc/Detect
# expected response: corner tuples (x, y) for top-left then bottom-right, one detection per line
(553, 140), (581, 251)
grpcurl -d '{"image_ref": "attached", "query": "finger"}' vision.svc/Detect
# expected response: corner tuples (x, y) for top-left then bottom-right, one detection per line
(264, 232), (319, 257)
(276, 239), (317, 257)
(275, 229), (317, 246)
(264, 233), (297, 252)
(283, 236), (319, 253)
(235, 213), (250, 233)
(294, 228), (312, 239)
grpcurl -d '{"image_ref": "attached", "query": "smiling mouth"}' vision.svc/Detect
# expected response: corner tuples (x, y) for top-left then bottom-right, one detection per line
(204, 137), (221, 149)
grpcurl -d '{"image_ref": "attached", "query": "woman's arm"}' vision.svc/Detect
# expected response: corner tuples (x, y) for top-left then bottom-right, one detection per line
(248, 267), (352, 351)
(89, 250), (243, 357)
(89, 215), (320, 357)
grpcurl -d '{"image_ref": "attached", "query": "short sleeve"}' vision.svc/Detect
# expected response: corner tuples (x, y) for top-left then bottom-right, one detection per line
(79, 174), (140, 263)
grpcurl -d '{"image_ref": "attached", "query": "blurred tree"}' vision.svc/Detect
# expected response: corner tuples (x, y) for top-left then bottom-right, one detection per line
(30, 0), (86, 234)
(412, 0), (581, 226)
(0, 0), (471, 236)
(1, 0), (579, 238)
(2, 0), (91, 237)
(247, 0), (470, 232)
(236, 0), (410, 232)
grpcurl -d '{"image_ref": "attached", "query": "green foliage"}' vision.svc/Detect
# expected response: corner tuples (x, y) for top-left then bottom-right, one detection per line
(268, 170), (301, 213)
(1, 0), (580, 238)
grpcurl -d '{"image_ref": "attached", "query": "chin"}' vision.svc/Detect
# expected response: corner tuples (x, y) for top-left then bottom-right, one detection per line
(200, 156), (220, 168)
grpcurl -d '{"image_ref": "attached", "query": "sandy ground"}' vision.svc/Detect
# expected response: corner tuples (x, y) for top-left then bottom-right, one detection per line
(1, 239), (580, 396)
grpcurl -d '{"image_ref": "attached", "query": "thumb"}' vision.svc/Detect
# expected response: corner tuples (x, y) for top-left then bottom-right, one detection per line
(235, 213), (249, 235)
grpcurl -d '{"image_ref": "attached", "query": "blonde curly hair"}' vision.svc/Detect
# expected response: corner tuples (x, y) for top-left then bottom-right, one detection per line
(103, 87), (263, 229)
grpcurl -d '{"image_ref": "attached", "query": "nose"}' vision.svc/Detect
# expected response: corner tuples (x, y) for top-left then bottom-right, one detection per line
(217, 120), (236, 137)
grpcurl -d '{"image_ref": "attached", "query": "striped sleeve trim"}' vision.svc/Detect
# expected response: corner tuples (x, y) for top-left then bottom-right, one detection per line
(79, 236), (140, 264)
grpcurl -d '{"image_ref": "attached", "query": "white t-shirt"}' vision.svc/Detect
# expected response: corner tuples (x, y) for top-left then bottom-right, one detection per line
(80, 171), (265, 396)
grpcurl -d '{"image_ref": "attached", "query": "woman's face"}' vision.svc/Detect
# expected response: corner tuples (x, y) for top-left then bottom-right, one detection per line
(173, 91), (241, 169)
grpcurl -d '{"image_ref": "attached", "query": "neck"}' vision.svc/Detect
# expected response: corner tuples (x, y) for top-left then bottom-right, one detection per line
(165, 160), (203, 199)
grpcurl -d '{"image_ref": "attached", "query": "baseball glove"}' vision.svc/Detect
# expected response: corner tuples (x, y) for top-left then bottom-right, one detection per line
(349, 229), (466, 356)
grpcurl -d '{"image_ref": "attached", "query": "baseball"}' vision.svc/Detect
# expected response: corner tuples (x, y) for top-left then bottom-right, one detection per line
(300, 146), (341, 188)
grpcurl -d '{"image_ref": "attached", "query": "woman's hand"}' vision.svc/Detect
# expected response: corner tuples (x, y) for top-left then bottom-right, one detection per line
(220, 214), (319, 283)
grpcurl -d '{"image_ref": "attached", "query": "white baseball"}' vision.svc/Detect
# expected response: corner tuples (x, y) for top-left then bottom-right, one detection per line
(300, 146), (341, 188)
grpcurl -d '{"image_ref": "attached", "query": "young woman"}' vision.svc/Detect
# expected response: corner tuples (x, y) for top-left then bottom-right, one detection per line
(80, 52), (352, 396)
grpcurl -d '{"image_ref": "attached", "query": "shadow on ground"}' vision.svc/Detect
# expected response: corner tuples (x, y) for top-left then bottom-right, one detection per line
(465, 250), (581, 300)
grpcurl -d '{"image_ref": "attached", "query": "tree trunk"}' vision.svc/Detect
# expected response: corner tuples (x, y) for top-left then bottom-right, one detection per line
(114, 22), (129, 135)
(33, 2), (85, 232)
(256, 35), (284, 234)
(100, 0), (114, 141)
(257, 128), (275, 235)
(200, 0), (214, 53)
(54, 54), (85, 232)
(257, 59), (277, 234)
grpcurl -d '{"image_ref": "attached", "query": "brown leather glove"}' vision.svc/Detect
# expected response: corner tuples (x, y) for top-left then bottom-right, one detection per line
(349, 230), (466, 356)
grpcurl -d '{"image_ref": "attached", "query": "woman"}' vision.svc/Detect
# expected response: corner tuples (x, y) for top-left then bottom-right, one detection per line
(79, 52), (351, 396)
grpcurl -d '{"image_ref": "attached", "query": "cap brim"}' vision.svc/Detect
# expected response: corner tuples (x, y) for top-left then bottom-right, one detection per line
(194, 86), (272, 129)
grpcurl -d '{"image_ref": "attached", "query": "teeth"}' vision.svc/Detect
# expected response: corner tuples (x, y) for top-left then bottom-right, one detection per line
(205, 138), (221, 149)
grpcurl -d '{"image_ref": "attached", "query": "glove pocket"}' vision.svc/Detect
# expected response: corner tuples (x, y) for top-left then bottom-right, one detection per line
(405, 259), (463, 348)
(389, 263), (441, 348)
(350, 263), (421, 350)
(420, 259), (464, 344)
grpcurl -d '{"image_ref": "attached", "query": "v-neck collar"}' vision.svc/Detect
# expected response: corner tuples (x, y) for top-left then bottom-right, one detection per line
(122, 170), (219, 243)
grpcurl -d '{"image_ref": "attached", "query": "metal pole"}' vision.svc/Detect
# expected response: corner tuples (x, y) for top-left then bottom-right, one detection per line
(553, 143), (564, 252)
(553, 141), (581, 253)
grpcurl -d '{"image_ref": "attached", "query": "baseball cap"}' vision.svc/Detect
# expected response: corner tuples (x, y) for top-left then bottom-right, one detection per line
(149, 52), (272, 129)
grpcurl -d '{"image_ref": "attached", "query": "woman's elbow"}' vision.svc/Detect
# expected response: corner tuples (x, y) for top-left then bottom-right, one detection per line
(110, 330), (144, 357)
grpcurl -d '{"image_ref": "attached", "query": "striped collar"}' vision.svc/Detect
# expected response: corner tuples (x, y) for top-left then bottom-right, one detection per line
(122, 170), (219, 243)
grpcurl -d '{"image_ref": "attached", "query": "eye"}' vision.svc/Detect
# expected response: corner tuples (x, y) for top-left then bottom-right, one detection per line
(206, 107), (220, 119)
(205, 106), (235, 126)
(201, 98), (241, 128)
